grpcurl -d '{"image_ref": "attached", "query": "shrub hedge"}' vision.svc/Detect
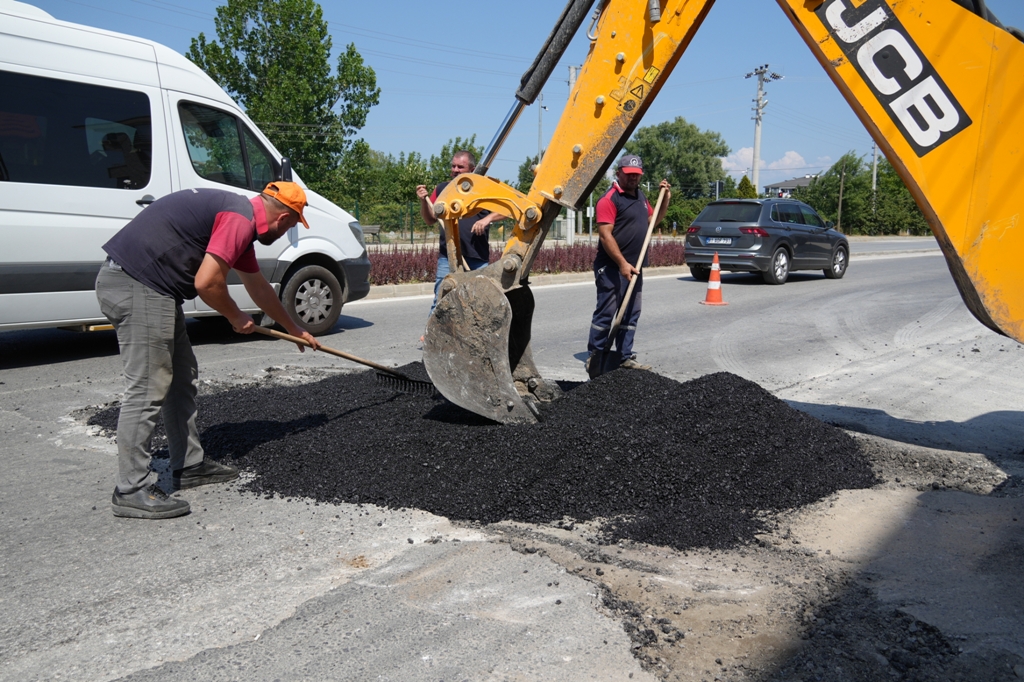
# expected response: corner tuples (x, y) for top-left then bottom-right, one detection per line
(368, 240), (686, 285)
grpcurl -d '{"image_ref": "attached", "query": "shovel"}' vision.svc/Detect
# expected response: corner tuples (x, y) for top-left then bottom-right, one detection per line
(591, 186), (668, 378)
(251, 326), (436, 396)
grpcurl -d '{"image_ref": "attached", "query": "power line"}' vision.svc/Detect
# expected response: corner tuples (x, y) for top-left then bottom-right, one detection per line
(325, 20), (531, 64)
(126, 0), (211, 21)
(357, 47), (520, 78)
(53, 0), (201, 32)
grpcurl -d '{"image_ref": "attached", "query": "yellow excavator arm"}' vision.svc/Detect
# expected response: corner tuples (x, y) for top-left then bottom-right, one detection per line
(424, 0), (1024, 424)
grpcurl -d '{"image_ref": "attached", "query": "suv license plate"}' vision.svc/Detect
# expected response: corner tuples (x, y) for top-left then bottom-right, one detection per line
(706, 237), (731, 245)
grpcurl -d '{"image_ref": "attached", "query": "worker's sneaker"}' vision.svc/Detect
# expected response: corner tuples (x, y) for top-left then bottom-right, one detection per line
(619, 355), (651, 371)
(173, 460), (239, 489)
(112, 485), (190, 519)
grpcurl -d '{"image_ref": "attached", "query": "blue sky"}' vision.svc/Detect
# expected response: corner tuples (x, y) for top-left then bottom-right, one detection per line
(23, 0), (1024, 189)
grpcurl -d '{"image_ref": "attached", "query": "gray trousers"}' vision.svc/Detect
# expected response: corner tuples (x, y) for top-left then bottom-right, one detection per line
(96, 263), (204, 493)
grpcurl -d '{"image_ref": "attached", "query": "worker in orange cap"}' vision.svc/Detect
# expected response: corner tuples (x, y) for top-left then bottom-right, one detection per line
(96, 182), (320, 519)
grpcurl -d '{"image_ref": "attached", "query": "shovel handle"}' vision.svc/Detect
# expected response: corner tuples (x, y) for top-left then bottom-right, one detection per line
(250, 326), (407, 378)
(609, 186), (669, 334)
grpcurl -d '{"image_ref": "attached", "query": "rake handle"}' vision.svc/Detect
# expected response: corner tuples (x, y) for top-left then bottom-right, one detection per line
(250, 326), (408, 378)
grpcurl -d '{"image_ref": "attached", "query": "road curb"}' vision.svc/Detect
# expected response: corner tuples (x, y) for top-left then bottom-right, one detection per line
(358, 252), (938, 302)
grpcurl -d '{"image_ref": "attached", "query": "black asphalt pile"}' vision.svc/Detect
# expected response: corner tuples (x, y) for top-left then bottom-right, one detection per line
(89, 367), (877, 550)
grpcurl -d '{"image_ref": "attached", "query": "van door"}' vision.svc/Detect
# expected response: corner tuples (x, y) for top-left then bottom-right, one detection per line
(0, 68), (173, 329)
(165, 93), (282, 314)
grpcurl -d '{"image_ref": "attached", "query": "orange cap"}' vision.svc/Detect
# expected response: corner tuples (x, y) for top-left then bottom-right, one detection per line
(263, 181), (310, 229)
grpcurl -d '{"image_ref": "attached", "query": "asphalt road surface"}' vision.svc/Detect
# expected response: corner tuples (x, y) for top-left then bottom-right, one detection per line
(2, 247), (1021, 681)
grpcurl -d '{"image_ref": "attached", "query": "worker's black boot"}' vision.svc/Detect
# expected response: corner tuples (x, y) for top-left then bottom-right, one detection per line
(111, 485), (190, 519)
(173, 460), (239, 489)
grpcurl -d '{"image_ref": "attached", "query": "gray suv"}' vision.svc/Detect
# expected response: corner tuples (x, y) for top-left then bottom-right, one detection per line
(684, 199), (849, 284)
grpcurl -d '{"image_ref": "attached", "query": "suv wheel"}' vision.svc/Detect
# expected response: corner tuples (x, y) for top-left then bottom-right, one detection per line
(762, 247), (790, 285)
(280, 265), (343, 335)
(824, 245), (848, 279)
(689, 265), (711, 282)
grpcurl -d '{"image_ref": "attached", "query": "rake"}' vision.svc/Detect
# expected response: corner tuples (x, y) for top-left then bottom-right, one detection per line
(251, 326), (437, 396)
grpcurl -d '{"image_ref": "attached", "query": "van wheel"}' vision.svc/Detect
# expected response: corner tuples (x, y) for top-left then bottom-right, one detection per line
(762, 248), (790, 285)
(280, 265), (342, 336)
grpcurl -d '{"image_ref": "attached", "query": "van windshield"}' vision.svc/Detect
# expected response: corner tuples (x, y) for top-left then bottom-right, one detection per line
(695, 203), (762, 223)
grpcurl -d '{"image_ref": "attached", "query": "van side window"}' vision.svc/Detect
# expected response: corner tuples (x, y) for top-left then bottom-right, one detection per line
(0, 70), (151, 189)
(179, 102), (276, 191)
(243, 128), (275, 188)
(179, 103), (248, 189)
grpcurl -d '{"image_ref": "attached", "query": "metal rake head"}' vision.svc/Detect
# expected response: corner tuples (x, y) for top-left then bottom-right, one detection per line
(374, 371), (438, 397)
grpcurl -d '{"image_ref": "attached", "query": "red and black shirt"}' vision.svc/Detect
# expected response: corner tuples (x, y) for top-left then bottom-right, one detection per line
(103, 188), (264, 304)
(594, 182), (653, 270)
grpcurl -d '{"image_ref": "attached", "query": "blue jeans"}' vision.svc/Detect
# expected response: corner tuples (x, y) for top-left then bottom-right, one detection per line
(430, 255), (489, 314)
(96, 264), (204, 493)
(587, 265), (643, 360)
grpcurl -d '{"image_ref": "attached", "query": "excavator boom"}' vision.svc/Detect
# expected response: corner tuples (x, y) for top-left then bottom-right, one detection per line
(423, 0), (1024, 423)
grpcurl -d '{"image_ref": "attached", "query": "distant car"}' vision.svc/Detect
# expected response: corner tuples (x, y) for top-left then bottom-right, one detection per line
(684, 199), (849, 284)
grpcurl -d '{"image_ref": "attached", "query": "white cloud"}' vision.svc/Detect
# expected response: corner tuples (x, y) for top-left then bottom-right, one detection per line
(719, 149), (834, 186)
(721, 148), (753, 173)
(766, 151), (806, 171)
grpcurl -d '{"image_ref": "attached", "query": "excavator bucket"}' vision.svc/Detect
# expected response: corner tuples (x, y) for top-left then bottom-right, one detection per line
(422, 272), (539, 424)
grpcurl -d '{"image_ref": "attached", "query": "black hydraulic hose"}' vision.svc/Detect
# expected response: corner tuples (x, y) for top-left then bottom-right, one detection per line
(515, 0), (596, 105)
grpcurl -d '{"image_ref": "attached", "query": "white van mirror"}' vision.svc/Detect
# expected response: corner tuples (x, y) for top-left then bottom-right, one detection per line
(279, 157), (292, 182)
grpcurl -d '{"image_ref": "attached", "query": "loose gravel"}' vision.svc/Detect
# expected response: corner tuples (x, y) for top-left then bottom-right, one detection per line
(89, 366), (877, 551)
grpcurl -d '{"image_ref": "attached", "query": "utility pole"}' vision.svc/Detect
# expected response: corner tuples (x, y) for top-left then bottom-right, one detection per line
(837, 159), (847, 233)
(745, 64), (783, 196)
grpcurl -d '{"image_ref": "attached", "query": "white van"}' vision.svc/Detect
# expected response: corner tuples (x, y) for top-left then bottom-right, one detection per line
(0, 0), (370, 335)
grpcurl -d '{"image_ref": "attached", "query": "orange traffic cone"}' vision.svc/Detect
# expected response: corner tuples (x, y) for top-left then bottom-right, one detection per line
(699, 252), (728, 306)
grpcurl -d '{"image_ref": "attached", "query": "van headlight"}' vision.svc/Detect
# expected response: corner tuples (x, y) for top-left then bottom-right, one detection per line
(348, 221), (366, 249)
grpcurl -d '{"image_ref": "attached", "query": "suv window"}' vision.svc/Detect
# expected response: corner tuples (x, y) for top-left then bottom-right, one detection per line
(0, 70), (151, 189)
(773, 203), (804, 224)
(800, 205), (825, 228)
(179, 102), (276, 190)
(695, 203), (762, 223)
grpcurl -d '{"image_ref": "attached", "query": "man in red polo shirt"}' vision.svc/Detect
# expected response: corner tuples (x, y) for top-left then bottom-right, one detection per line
(586, 154), (670, 378)
(96, 182), (320, 519)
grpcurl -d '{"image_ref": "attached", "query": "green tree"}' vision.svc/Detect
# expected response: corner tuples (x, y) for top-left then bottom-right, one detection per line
(736, 175), (757, 198)
(515, 155), (538, 193)
(187, 0), (380, 191)
(325, 141), (430, 228)
(624, 117), (729, 198)
(794, 152), (870, 233)
(426, 136), (485, 188)
(870, 160), (929, 235)
(720, 176), (738, 198)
